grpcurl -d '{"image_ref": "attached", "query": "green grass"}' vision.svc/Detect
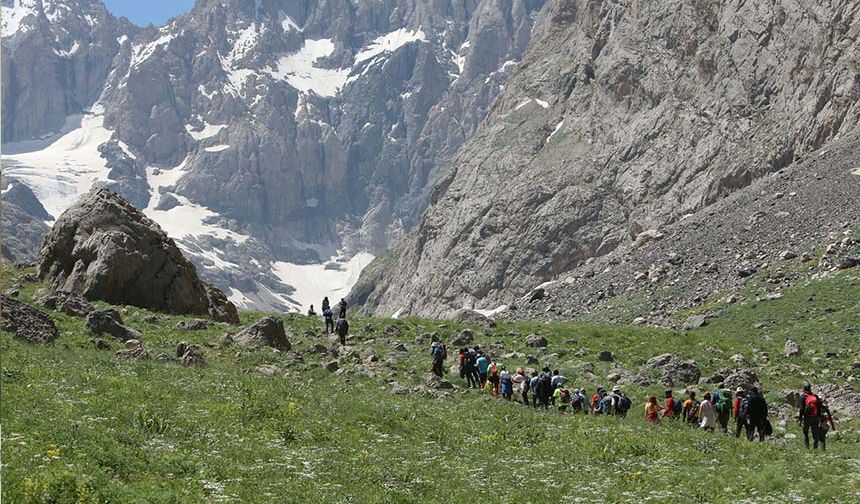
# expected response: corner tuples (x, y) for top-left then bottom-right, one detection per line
(3, 267), (860, 502)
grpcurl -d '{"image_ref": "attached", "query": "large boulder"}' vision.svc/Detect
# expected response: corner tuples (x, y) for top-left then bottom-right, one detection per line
(642, 353), (701, 387)
(36, 188), (239, 324)
(1, 295), (60, 344)
(85, 309), (140, 341)
(450, 329), (474, 347)
(721, 369), (762, 393)
(451, 309), (496, 327)
(38, 291), (95, 317)
(234, 317), (291, 351)
(525, 334), (548, 348)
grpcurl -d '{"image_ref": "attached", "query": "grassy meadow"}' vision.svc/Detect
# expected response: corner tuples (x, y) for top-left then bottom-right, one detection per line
(2, 266), (860, 503)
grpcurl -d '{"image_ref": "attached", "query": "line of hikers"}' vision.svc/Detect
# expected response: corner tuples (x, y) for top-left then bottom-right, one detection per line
(448, 345), (836, 450)
(307, 297), (349, 345)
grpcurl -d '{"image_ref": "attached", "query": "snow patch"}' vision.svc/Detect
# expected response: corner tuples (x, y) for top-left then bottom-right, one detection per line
(355, 28), (426, 64)
(473, 305), (508, 317)
(279, 13), (301, 32)
(54, 41), (81, 57)
(515, 99), (532, 111)
(228, 288), (253, 309)
(144, 192), (249, 245)
(546, 120), (564, 144)
(271, 252), (374, 311)
(535, 99), (549, 108)
(186, 123), (227, 141)
(131, 32), (176, 68)
(117, 35), (128, 45)
(391, 307), (404, 319)
(1, 0), (37, 37)
(852, 168), (860, 176)
(1, 106), (112, 221)
(268, 39), (349, 97)
(117, 140), (136, 159)
(204, 144), (230, 153)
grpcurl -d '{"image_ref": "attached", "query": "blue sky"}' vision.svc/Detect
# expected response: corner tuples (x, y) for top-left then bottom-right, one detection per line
(104, 0), (195, 27)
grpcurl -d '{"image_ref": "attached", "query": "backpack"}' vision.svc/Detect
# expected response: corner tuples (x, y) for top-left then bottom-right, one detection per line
(803, 393), (821, 418)
(571, 394), (582, 410)
(591, 394), (602, 412)
(687, 400), (700, 421)
(716, 390), (732, 414)
(739, 397), (750, 419)
(672, 398), (683, 414)
(617, 395), (632, 415)
(440, 345), (447, 360)
(560, 389), (571, 403)
(539, 374), (552, 395)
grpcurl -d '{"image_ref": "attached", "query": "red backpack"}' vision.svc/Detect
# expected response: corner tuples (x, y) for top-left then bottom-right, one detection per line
(803, 394), (821, 418)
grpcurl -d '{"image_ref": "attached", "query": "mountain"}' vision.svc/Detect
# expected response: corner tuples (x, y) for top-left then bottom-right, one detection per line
(1, 0), (547, 311)
(352, 0), (860, 318)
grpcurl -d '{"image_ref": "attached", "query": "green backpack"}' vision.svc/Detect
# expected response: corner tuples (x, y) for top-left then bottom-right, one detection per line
(716, 389), (732, 414)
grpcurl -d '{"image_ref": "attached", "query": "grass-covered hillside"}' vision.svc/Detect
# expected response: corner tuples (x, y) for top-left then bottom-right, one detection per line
(3, 265), (860, 503)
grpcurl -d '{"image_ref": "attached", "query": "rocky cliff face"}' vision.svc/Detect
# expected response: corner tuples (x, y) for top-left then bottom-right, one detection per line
(2, 0), (546, 311)
(354, 0), (860, 317)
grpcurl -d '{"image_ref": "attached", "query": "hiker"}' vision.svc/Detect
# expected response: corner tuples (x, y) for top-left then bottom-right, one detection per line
(698, 392), (717, 431)
(733, 388), (746, 438)
(714, 388), (732, 433)
(323, 306), (334, 334)
(514, 367), (529, 405)
(431, 342), (445, 377)
(572, 388), (589, 414)
(609, 386), (631, 417)
(591, 388), (606, 415)
(464, 348), (479, 388)
(551, 370), (566, 390)
(458, 349), (466, 380)
(488, 363), (501, 396)
(663, 389), (681, 419)
(529, 371), (540, 408)
(744, 386), (769, 442)
(338, 298), (347, 318)
(307, 304), (316, 316)
(819, 399), (836, 451)
(683, 390), (700, 426)
(537, 368), (553, 408)
(500, 366), (513, 400)
(322, 296), (330, 312)
(554, 385), (571, 413)
(335, 317), (349, 345)
(476, 353), (490, 388)
(798, 383), (825, 450)
(645, 395), (661, 423)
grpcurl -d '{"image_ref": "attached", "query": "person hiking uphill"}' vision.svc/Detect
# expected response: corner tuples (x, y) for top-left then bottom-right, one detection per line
(608, 386), (631, 417)
(714, 388), (733, 433)
(514, 367), (529, 405)
(463, 348), (479, 388)
(733, 387), (746, 438)
(698, 392), (717, 432)
(818, 399), (836, 451)
(500, 366), (513, 400)
(430, 342), (446, 377)
(323, 307), (334, 334)
(683, 390), (700, 426)
(529, 371), (540, 408)
(553, 385), (571, 413)
(537, 368), (553, 408)
(476, 352), (490, 388)
(338, 298), (347, 319)
(743, 386), (769, 442)
(663, 389), (682, 419)
(645, 395), (661, 424)
(798, 382), (826, 450)
(335, 317), (349, 345)
(322, 296), (330, 312)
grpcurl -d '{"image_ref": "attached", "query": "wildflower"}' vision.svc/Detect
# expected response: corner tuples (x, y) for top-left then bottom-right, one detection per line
(47, 444), (60, 459)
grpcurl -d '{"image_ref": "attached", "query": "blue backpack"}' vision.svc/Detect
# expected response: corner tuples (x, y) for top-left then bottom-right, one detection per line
(673, 397), (683, 414)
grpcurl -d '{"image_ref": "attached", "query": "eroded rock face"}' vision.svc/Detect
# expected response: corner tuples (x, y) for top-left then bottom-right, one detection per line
(354, 0), (860, 317)
(37, 189), (239, 324)
(0, 295), (59, 344)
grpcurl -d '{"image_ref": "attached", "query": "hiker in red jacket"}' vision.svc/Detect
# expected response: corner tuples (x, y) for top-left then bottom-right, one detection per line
(798, 382), (826, 450)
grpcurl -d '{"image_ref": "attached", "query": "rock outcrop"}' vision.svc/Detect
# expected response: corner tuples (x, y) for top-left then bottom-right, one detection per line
(37, 189), (239, 323)
(354, 0), (860, 317)
(1, 295), (60, 344)
(233, 316), (291, 351)
(39, 291), (95, 317)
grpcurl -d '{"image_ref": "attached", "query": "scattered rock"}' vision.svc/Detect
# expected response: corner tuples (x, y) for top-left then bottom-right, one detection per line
(85, 309), (140, 341)
(325, 360), (340, 372)
(0, 295), (60, 344)
(143, 315), (161, 324)
(721, 369), (761, 392)
(597, 351), (614, 362)
(176, 342), (205, 367)
(729, 354), (747, 365)
(780, 250), (797, 260)
(255, 364), (280, 376)
(524, 334), (548, 348)
(38, 291), (96, 317)
(527, 288), (546, 302)
(176, 319), (210, 331)
(635, 229), (664, 247)
(450, 329), (474, 346)
(115, 340), (149, 360)
(642, 353), (701, 387)
(632, 317), (647, 325)
(425, 374), (454, 390)
(451, 309), (496, 327)
(683, 315), (708, 330)
(784, 340), (802, 357)
(234, 317), (291, 351)
(392, 383), (410, 395)
(383, 325), (401, 337)
(94, 338), (112, 350)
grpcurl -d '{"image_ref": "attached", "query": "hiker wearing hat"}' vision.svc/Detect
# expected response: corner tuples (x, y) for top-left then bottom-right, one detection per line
(609, 386), (631, 417)
(733, 387), (747, 438)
